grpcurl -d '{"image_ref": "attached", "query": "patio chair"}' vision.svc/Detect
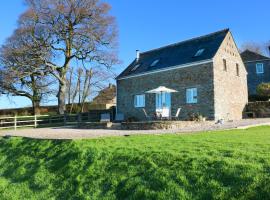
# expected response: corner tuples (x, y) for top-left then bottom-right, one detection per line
(172, 108), (181, 120)
(142, 108), (151, 121)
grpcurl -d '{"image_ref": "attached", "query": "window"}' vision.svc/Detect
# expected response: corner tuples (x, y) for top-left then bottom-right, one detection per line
(131, 64), (140, 71)
(194, 49), (205, 57)
(223, 59), (227, 71)
(186, 88), (197, 104)
(134, 94), (145, 108)
(236, 63), (239, 76)
(256, 63), (264, 74)
(150, 59), (160, 67)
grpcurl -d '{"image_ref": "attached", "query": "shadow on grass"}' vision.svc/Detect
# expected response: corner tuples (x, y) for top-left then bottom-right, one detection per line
(0, 138), (98, 199)
(0, 135), (270, 199)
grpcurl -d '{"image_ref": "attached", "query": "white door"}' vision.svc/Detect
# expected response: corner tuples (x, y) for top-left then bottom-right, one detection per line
(156, 92), (171, 118)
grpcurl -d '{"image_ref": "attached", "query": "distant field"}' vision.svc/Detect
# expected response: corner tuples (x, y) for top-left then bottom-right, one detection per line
(0, 127), (270, 200)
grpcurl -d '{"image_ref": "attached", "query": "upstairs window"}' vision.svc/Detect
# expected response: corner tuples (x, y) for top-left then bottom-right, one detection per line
(186, 88), (198, 104)
(256, 63), (264, 74)
(131, 64), (140, 71)
(236, 63), (239, 76)
(150, 59), (160, 67)
(223, 59), (227, 71)
(194, 49), (205, 57)
(134, 94), (145, 108)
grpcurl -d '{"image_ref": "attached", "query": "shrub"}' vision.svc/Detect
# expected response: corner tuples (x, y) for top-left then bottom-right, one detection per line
(125, 116), (139, 122)
(257, 83), (270, 98)
(188, 112), (205, 121)
(249, 94), (270, 102)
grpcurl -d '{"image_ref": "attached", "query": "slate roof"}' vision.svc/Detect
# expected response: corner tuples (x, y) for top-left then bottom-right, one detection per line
(241, 50), (270, 62)
(117, 29), (230, 79)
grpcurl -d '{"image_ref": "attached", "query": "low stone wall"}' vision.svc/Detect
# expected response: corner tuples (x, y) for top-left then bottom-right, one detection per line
(121, 121), (213, 130)
(76, 121), (214, 130)
(246, 101), (270, 118)
(79, 122), (113, 129)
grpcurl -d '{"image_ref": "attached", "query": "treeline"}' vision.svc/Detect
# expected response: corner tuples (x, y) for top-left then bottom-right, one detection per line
(0, 102), (114, 117)
(0, 0), (118, 115)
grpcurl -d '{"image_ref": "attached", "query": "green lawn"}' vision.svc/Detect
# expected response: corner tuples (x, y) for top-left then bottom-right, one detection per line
(0, 127), (270, 200)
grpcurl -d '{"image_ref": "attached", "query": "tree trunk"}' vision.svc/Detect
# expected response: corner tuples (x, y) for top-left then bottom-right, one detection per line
(57, 69), (67, 114)
(58, 34), (71, 114)
(58, 80), (67, 114)
(32, 99), (41, 115)
(68, 67), (73, 105)
(30, 75), (41, 115)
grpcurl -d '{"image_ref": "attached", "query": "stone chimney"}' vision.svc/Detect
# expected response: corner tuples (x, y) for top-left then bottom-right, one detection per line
(136, 50), (140, 61)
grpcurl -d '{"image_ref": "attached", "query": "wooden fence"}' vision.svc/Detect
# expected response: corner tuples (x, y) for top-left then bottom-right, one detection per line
(0, 111), (113, 130)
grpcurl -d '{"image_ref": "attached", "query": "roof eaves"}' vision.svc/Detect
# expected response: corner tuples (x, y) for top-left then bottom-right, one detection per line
(243, 58), (270, 63)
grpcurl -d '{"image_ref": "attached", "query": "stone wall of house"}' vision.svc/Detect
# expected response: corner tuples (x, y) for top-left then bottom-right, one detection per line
(213, 32), (248, 120)
(245, 60), (270, 95)
(117, 62), (215, 121)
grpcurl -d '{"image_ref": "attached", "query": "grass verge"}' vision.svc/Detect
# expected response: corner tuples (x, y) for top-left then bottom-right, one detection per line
(0, 126), (270, 199)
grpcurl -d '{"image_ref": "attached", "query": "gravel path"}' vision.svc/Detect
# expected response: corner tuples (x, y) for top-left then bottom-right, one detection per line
(1, 118), (270, 140)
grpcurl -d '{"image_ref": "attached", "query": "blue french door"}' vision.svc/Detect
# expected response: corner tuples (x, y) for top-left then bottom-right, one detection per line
(156, 92), (171, 117)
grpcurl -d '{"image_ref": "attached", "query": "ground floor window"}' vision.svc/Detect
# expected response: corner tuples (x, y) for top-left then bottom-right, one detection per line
(256, 63), (264, 74)
(186, 88), (198, 104)
(134, 94), (145, 108)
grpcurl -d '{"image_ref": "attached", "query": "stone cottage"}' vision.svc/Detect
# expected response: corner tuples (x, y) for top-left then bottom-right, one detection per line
(241, 50), (270, 96)
(89, 84), (116, 110)
(116, 29), (248, 121)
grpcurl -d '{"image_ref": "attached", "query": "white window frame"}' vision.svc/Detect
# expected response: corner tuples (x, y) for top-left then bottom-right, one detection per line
(256, 63), (264, 74)
(186, 88), (198, 104)
(134, 94), (145, 108)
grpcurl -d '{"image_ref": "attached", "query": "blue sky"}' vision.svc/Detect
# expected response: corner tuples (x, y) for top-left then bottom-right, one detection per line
(0, 0), (270, 109)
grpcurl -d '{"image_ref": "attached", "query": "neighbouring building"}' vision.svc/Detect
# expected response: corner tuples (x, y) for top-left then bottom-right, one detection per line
(89, 84), (116, 110)
(241, 50), (270, 96)
(116, 29), (248, 121)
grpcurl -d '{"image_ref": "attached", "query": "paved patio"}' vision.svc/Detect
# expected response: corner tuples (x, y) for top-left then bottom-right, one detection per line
(1, 118), (270, 140)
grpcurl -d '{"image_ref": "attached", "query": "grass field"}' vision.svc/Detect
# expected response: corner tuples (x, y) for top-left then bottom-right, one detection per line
(0, 127), (270, 200)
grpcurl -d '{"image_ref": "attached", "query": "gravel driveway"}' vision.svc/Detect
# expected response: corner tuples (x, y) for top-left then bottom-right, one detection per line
(1, 118), (270, 140)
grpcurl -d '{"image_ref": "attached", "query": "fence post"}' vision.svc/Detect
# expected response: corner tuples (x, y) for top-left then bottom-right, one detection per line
(64, 113), (67, 126)
(77, 113), (82, 128)
(14, 115), (17, 131)
(49, 116), (52, 126)
(34, 115), (37, 128)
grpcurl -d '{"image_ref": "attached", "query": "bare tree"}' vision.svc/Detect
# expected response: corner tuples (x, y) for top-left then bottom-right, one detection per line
(22, 0), (118, 114)
(68, 68), (82, 113)
(0, 27), (53, 115)
(67, 67), (74, 105)
(241, 42), (270, 56)
(266, 42), (270, 57)
(80, 69), (93, 112)
(67, 65), (113, 113)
